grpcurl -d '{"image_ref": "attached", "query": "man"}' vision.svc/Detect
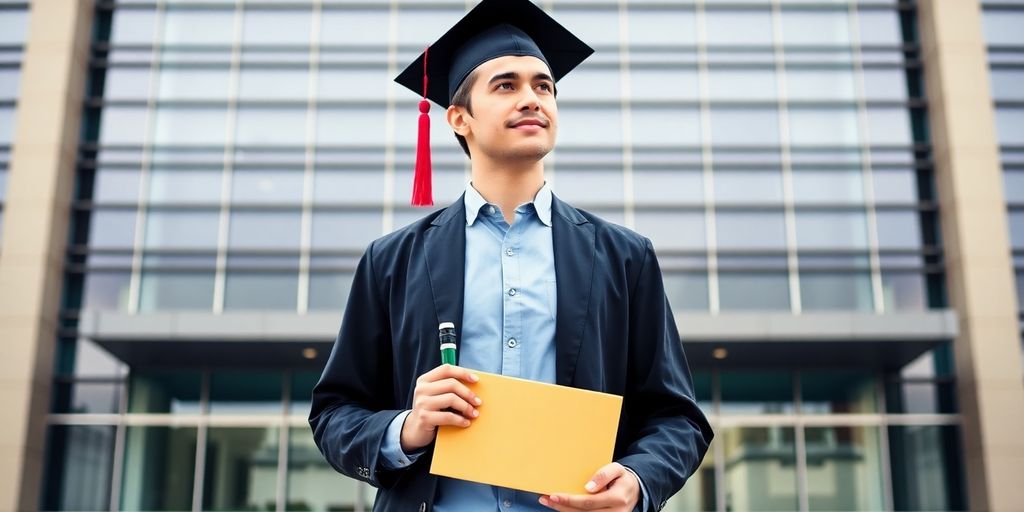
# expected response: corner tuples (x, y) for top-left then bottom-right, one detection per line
(309, 1), (713, 511)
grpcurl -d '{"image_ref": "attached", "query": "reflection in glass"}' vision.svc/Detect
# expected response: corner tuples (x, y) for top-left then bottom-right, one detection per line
(128, 370), (202, 413)
(209, 371), (283, 415)
(203, 427), (280, 511)
(42, 425), (116, 512)
(881, 272), (927, 312)
(81, 271), (132, 311)
(889, 426), (966, 511)
(719, 272), (790, 311)
(139, 271), (215, 312)
(287, 427), (361, 511)
(801, 371), (877, 414)
(800, 272), (873, 311)
(720, 371), (794, 415)
(723, 427), (798, 511)
(885, 380), (957, 415)
(308, 271), (354, 312)
(53, 380), (124, 414)
(664, 272), (709, 312)
(804, 427), (884, 511)
(121, 426), (197, 511)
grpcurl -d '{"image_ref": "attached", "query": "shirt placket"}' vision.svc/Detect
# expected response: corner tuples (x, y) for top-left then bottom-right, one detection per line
(501, 209), (523, 380)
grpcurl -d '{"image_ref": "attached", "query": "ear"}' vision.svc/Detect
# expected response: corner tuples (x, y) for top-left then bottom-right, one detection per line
(447, 105), (472, 137)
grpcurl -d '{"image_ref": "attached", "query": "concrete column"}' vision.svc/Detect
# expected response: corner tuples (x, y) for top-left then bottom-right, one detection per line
(917, 1), (1024, 510)
(0, 1), (94, 510)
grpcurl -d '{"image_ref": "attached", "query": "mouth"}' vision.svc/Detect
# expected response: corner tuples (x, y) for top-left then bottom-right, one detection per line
(509, 118), (548, 129)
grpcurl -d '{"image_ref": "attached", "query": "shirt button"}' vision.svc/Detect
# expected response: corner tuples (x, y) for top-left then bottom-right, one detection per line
(488, 205), (496, 214)
(505, 248), (514, 256)
(507, 338), (517, 348)
(508, 288), (517, 296)
(503, 499), (512, 508)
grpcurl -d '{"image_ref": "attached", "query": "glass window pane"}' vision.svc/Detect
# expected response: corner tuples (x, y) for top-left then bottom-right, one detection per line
(52, 381), (124, 414)
(0, 68), (17, 100)
(789, 108), (860, 147)
(708, 68), (777, 101)
(0, 168), (6, 200)
(664, 272), (709, 312)
(224, 272), (298, 311)
(801, 371), (878, 414)
(716, 211), (787, 250)
(154, 107), (228, 146)
(149, 168), (222, 204)
(320, 8), (390, 46)
(145, 210), (220, 249)
(873, 169), (917, 203)
(889, 426), (966, 511)
(157, 67), (231, 101)
(139, 271), (215, 312)
(557, 67), (620, 100)
(311, 210), (383, 251)
(1004, 169), (1024, 203)
(721, 371), (795, 414)
(858, 9), (902, 46)
(786, 68), (856, 101)
(805, 426), (885, 511)
(0, 105), (12, 144)
(983, 10), (1024, 46)
(868, 108), (913, 146)
(632, 107), (701, 147)
(782, 9), (850, 46)
(793, 169), (863, 204)
(995, 107), (1024, 146)
(98, 107), (148, 145)
(0, 9), (27, 45)
(796, 211), (868, 249)
(289, 371), (320, 416)
(863, 68), (908, 101)
(236, 108), (308, 146)
(203, 427), (279, 511)
(42, 425), (116, 512)
(553, 169), (624, 205)
(882, 272), (927, 312)
(635, 210), (705, 251)
(209, 371), (283, 415)
(103, 67), (151, 99)
(317, 67), (389, 101)
(111, 8), (157, 45)
(876, 210), (922, 249)
(722, 427), (798, 511)
(886, 380), (958, 414)
(630, 67), (699, 102)
(558, 107), (623, 147)
(314, 169), (385, 204)
(242, 9), (312, 45)
(164, 9), (235, 46)
(229, 211), (301, 249)
(633, 169), (703, 204)
(231, 169), (304, 204)
(800, 272), (873, 311)
(81, 271), (132, 311)
(128, 370), (202, 413)
(552, 9), (618, 47)
(1008, 210), (1024, 248)
(705, 10), (773, 46)
(120, 426), (197, 511)
(711, 108), (779, 146)
(308, 271), (353, 312)
(239, 67), (309, 100)
(287, 427), (364, 511)
(89, 209), (138, 248)
(628, 8), (696, 46)
(94, 168), (141, 203)
(714, 170), (783, 204)
(317, 107), (387, 146)
(992, 68), (1024, 101)
(719, 272), (790, 311)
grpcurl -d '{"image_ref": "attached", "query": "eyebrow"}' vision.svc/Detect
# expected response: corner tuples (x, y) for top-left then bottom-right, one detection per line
(487, 71), (555, 85)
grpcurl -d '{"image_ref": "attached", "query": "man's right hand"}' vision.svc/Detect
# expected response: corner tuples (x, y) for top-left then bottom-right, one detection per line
(400, 364), (483, 453)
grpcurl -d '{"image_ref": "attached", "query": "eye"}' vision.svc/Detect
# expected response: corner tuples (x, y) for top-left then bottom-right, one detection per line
(538, 83), (553, 92)
(497, 82), (514, 90)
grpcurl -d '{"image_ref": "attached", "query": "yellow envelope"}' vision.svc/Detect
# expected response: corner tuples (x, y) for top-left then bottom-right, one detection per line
(429, 370), (623, 496)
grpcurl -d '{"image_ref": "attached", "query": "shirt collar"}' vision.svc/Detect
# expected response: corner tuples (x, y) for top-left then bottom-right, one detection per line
(464, 181), (553, 227)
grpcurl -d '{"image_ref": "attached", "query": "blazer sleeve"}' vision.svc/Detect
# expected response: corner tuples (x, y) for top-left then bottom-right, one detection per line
(616, 238), (714, 512)
(308, 240), (410, 489)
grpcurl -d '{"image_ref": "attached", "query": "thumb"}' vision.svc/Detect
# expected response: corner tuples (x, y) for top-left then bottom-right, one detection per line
(585, 462), (624, 493)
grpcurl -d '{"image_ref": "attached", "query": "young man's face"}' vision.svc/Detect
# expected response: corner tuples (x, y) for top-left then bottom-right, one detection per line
(448, 55), (558, 162)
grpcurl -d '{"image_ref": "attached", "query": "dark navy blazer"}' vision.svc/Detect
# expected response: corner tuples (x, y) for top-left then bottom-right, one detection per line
(309, 194), (713, 512)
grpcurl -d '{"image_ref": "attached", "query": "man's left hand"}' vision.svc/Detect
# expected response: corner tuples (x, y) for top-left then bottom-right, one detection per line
(538, 462), (639, 511)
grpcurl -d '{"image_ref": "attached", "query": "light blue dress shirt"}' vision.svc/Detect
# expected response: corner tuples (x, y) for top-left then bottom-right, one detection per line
(380, 182), (648, 512)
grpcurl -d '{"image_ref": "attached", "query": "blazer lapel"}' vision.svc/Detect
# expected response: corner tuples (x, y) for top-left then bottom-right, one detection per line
(423, 195), (467, 362)
(551, 195), (596, 386)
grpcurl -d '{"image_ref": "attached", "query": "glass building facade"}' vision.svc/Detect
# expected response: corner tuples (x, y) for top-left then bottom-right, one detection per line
(0, 0), (28, 243)
(0, 0), (995, 510)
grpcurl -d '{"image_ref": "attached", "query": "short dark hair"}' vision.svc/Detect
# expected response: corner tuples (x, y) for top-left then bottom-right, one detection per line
(450, 70), (478, 158)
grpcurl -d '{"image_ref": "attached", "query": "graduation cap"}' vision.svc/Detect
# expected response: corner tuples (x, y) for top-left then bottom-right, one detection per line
(394, 0), (594, 206)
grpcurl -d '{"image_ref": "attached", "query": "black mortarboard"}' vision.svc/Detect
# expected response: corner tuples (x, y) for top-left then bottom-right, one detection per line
(393, 0), (594, 206)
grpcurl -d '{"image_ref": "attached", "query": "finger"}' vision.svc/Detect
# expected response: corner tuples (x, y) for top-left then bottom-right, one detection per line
(542, 493), (617, 511)
(419, 410), (472, 429)
(585, 463), (625, 493)
(424, 392), (478, 418)
(420, 364), (480, 385)
(420, 378), (483, 408)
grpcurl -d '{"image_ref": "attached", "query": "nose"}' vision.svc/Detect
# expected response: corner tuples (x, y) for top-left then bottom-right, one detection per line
(517, 88), (541, 111)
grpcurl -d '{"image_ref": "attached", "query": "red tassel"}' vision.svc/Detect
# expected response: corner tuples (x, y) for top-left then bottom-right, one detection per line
(411, 47), (433, 206)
